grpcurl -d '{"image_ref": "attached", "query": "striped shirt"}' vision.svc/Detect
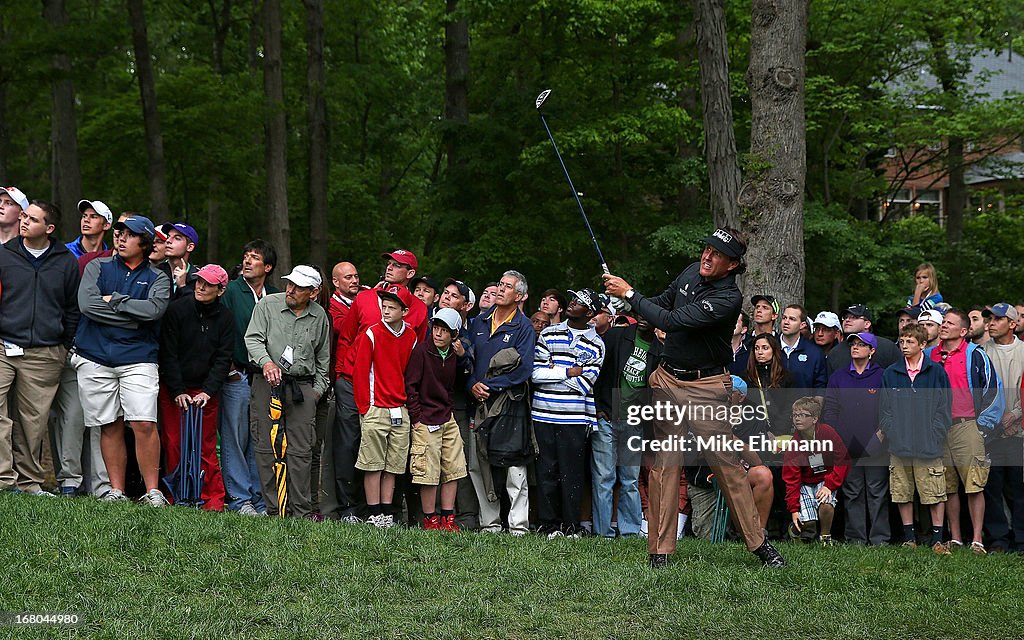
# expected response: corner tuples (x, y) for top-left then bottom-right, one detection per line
(531, 322), (605, 427)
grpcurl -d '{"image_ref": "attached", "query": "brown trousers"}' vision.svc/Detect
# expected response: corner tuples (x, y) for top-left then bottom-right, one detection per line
(647, 367), (764, 554)
(0, 345), (65, 492)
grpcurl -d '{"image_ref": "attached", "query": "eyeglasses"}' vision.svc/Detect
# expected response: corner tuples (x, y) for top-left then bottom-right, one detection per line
(792, 412), (815, 419)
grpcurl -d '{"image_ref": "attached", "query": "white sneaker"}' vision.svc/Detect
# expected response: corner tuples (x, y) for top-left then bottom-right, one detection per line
(340, 514), (363, 524)
(640, 518), (649, 538)
(100, 489), (129, 502)
(141, 488), (169, 507)
(375, 513), (395, 529)
(238, 502), (265, 517)
(677, 513), (688, 540)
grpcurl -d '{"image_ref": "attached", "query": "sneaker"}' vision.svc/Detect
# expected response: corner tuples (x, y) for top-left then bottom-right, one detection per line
(100, 489), (129, 502)
(440, 514), (460, 532)
(59, 486), (80, 498)
(901, 540), (917, 550)
(365, 514), (381, 527)
(509, 529), (527, 537)
(547, 530), (565, 540)
(28, 489), (57, 497)
(970, 541), (987, 556)
(140, 488), (169, 507)
(649, 553), (669, 569)
(340, 514), (363, 525)
(304, 512), (325, 523)
(377, 513), (395, 529)
(819, 534), (835, 546)
(238, 502), (265, 517)
(932, 542), (952, 556)
(640, 518), (649, 538)
(948, 539), (964, 551)
(423, 515), (442, 530)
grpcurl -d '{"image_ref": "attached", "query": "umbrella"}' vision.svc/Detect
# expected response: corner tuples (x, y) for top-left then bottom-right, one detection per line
(161, 403), (205, 507)
(710, 475), (730, 544)
(269, 385), (288, 517)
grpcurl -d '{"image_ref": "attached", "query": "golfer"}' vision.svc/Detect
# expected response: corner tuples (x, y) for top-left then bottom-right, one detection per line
(603, 227), (787, 568)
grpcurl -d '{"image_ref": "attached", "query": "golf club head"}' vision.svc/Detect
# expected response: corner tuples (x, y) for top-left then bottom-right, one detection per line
(535, 89), (552, 110)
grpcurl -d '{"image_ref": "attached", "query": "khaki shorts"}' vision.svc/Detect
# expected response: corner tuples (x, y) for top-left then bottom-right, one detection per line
(944, 420), (990, 494)
(410, 417), (467, 485)
(889, 454), (946, 505)
(355, 405), (410, 474)
(71, 354), (159, 427)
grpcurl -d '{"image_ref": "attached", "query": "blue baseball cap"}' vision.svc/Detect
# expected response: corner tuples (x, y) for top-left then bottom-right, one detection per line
(160, 222), (199, 247)
(113, 215), (156, 239)
(730, 375), (748, 397)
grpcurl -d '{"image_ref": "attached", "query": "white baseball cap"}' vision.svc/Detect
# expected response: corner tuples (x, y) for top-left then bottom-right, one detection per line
(2, 186), (29, 211)
(813, 311), (841, 330)
(78, 199), (114, 225)
(918, 309), (943, 325)
(282, 265), (322, 289)
(432, 307), (463, 334)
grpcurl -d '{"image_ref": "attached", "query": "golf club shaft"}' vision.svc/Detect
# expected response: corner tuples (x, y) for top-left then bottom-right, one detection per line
(538, 112), (610, 275)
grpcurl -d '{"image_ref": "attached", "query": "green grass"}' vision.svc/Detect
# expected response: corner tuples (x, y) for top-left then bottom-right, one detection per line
(2, 493), (1023, 639)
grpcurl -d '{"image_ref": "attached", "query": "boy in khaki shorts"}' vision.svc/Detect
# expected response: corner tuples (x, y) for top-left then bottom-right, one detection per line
(353, 290), (418, 528)
(880, 323), (953, 555)
(405, 308), (468, 531)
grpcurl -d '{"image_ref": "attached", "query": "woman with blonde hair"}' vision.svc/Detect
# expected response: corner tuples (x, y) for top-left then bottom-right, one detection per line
(908, 262), (943, 310)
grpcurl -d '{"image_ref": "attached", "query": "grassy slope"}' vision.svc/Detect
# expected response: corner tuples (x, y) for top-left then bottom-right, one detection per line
(2, 494), (1023, 639)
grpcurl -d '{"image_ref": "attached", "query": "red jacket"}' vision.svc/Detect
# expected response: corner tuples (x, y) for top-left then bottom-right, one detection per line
(337, 285), (428, 382)
(782, 422), (850, 514)
(353, 321), (418, 414)
(329, 293), (355, 380)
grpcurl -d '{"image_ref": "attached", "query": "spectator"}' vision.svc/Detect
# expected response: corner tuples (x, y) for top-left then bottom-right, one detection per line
(783, 397), (850, 545)
(778, 304), (827, 391)
(468, 270), (536, 536)
(897, 306), (918, 333)
(352, 290), (418, 527)
(244, 264), (331, 518)
(409, 275), (441, 310)
(159, 223), (200, 300)
(0, 200), (79, 496)
(742, 333), (796, 438)
(750, 295), (779, 336)
(306, 264), (334, 522)
(591, 296), (613, 337)
(327, 260), (362, 522)
(530, 311), (551, 338)
(930, 308), (1003, 555)
(405, 308), (467, 531)
(594, 311), (662, 538)
(979, 303), (1024, 551)
(728, 311), (751, 376)
(477, 282), (499, 314)
(828, 304), (901, 374)
(532, 288), (605, 538)
(968, 306), (990, 346)
(880, 323), (952, 555)
(0, 186), (29, 242)
(917, 309), (942, 349)
(822, 332), (888, 545)
(148, 225), (169, 267)
(73, 215), (170, 505)
(77, 211), (130, 274)
(908, 262), (943, 311)
(1015, 304), (1024, 340)
(538, 288), (567, 324)
(812, 311), (842, 355)
(157, 264), (234, 511)
(66, 199), (112, 259)
(219, 239), (278, 515)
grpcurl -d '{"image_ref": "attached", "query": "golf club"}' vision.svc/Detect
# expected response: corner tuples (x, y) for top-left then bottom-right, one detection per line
(535, 89), (610, 275)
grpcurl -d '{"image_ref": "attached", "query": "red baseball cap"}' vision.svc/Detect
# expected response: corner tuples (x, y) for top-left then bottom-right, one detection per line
(381, 249), (418, 270)
(194, 264), (229, 287)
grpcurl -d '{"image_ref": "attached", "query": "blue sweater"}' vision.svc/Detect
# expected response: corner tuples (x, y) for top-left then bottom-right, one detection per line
(879, 355), (952, 459)
(780, 336), (828, 390)
(467, 307), (536, 394)
(75, 256), (170, 367)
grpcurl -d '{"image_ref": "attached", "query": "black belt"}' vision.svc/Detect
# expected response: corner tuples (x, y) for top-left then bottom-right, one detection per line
(660, 359), (727, 381)
(952, 417), (975, 426)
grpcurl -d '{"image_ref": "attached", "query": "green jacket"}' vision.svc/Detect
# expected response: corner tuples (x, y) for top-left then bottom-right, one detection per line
(222, 275), (279, 369)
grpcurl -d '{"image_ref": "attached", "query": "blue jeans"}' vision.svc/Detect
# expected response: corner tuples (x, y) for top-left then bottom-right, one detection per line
(218, 376), (264, 511)
(591, 418), (642, 537)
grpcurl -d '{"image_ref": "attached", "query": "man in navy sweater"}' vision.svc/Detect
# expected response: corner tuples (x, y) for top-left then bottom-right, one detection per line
(779, 304), (827, 392)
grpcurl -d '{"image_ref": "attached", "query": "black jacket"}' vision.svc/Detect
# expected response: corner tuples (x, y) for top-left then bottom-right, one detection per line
(595, 324), (663, 419)
(631, 262), (740, 370)
(0, 237), (80, 348)
(159, 295), (235, 397)
(740, 364), (797, 438)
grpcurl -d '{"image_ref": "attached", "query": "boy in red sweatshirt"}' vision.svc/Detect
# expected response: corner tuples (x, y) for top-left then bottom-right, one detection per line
(782, 396), (850, 545)
(405, 308), (468, 531)
(354, 290), (418, 527)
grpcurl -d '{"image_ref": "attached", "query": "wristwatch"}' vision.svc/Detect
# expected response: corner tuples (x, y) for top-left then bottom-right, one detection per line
(625, 288), (636, 300)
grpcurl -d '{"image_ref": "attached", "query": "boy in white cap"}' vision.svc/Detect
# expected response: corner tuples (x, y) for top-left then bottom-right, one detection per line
(0, 186), (30, 243)
(66, 199), (113, 259)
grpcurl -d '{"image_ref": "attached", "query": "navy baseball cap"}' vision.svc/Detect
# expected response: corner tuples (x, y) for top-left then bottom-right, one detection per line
(704, 228), (746, 258)
(113, 216), (157, 239)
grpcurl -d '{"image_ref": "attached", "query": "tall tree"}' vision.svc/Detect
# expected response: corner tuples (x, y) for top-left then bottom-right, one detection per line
(443, 0), (469, 172)
(693, 0), (741, 230)
(304, 0), (328, 270)
(42, 0), (83, 241)
(127, 0), (169, 221)
(206, 0), (234, 265)
(0, 13), (8, 185)
(262, 0), (290, 274)
(738, 0), (807, 305)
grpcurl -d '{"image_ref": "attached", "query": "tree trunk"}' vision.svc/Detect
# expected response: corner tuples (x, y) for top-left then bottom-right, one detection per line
(0, 14), (8, 185)
(738, 0), (807, 306)
(263, 0), (291, 275)
(207, 0), (231, 264)
(945, 135), (965, 242)
(676, 23), (701, 220)
(444, 0), (469, 171)
(304, 0), (328, 270)
(693, 0), (742, 230)
(207, 174), (220, 265)
(127, 0), (170, 222)
(43, 0), (84, 241)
